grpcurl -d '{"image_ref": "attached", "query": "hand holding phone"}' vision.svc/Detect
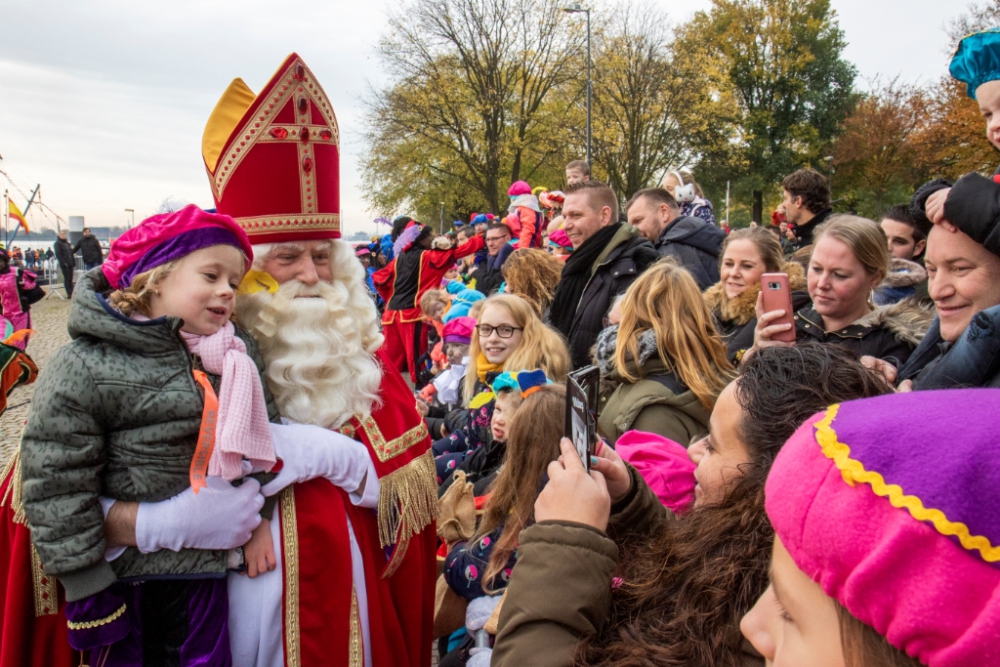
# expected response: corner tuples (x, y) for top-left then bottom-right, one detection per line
(757, 273), (796, 344)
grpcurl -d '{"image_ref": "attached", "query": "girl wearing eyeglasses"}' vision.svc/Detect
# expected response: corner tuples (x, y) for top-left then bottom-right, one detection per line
(433, 294), (570, 486)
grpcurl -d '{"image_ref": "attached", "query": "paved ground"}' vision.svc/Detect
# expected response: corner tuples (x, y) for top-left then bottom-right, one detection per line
(0, 290), (72, 462)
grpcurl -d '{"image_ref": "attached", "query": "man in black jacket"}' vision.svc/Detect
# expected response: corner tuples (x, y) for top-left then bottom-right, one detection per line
(73, 228), (104, 270)
(53, 230), (76, 297)
(549, 180), (658, 369)
(782, 168), (833, 251)
(626, 187), (725, 289)
(476, 223), (515, 295)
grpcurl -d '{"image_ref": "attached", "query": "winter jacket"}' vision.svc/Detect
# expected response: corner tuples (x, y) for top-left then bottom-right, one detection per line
(438, 435), (505, 498)
(875, 258), (929, 306)
(912, 173), (1000, 258)
(444, 524), (516, 600)
(491, 465), (764, 667)
(653, 216), (725, 289)
(898, 305), (1000, 389)
(73, 235), (104, 265)
(595, 327), (711, 446)
(20, 268), (280, 602)
(703, 262), (808, 363)
(680, 197), (716, 227)
(789, 208), (832, 252)
(54, 238), (75, 269)
(476, 243), (516, 296)
(563, 224), (659, 369)
(794, 300), (933, 369)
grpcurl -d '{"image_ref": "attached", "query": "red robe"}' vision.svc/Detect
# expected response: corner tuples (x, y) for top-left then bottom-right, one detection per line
(278, 350), (437, 667)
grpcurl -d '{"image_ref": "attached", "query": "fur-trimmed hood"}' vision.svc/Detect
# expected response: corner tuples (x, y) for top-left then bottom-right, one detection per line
(850, 299), (935, 347)
(703, 262), (807, 327)
(880, 257), (927, 290)
(595, 325), (659, 380)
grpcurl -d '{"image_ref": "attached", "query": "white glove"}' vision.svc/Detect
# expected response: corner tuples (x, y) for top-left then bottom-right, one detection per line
(261, 422), (378, 505)
(135, 477), (264, 554)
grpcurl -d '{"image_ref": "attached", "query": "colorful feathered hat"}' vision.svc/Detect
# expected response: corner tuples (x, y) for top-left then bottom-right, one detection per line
(766, 389), (1000, 666)
(951, 28), (1000, 99)
(392, 220), (431, 257)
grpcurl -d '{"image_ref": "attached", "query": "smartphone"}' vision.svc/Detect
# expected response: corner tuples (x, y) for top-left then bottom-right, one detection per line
(565, 365), (600, 471)
(760, 272), (796, 343)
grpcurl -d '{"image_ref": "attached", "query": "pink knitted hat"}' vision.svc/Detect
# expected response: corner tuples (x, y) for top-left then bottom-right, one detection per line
(103, 205), (253, 289)
(766, 389), (1000, 666)
(507, 180), (532, 196)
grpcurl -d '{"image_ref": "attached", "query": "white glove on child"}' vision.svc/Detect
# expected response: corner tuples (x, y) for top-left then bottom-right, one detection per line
(135, 477), (264, 554)
(261, 422), (379, 507)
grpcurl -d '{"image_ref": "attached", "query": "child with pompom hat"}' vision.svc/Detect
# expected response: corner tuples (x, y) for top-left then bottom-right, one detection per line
(505, 181), (544, 250)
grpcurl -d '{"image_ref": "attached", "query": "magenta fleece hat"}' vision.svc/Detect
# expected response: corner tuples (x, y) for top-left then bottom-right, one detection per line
(766, 390), (1000, 667)
(507, 180), (532, 196)
(442, 316), (476, 345)
(103, 205), (253, 289)
(616, 430), (695, 514)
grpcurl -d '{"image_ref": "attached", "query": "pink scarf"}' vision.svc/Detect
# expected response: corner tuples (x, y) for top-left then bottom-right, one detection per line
(181, 322), (275, 480)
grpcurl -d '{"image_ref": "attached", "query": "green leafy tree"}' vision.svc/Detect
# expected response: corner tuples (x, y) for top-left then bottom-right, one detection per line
(677, 0), (856, 213)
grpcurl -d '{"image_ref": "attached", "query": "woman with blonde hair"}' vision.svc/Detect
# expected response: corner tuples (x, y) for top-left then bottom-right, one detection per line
(751, 215), (932, 374)
(597, 259), (734, 445)
(703, 226), (808, 363)
(433, 293), (571, 483)
(501, 248), (563, 318)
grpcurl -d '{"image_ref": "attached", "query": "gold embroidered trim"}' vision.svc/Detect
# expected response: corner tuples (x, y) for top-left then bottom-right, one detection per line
(66, 603), (126, 630)
(0, 450), (27, 525)
(349, 587), (363, 667)
(358, 417), (428, 463)
(234, 214), (340, 238)
(212, 59), (340, 199)
(31, 543), (58, 616)
(378, 450), (438, 577)
(280, 487), (301, 667)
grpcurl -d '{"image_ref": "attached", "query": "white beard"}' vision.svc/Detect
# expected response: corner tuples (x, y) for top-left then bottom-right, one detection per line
(237, 245), (385, 430)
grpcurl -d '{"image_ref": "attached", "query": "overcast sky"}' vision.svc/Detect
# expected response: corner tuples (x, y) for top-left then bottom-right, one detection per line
(0, 0), (972, 237)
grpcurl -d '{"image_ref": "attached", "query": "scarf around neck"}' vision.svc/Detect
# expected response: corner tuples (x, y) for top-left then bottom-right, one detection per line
(476, 352), (505, 385)
(549, 222), (622, 337)
(180, 322), (275, 480)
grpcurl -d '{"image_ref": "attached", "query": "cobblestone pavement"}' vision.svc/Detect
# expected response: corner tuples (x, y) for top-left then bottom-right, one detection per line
(1, 290), (72, 463)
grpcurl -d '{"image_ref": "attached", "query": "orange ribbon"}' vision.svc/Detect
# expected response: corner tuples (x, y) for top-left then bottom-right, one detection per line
(189, 370), (220, 494)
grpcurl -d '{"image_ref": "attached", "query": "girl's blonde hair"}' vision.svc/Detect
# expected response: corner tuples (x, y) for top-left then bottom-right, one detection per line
(463, 294), (570, 403)
(813, 215), (890, 284)
(501, 248), (564, 316)
(616, 259), (734, 409)
(107, 260), (182, 317)
(472, 383), (566, 592)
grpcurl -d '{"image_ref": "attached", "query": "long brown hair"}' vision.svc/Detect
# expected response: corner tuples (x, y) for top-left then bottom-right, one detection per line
(470, 384), (566, 592)
(463, 294), (570, 403)
(576, 345), (891, 667)
(501, 248), (564, 316)
(615, 259), (734, 409)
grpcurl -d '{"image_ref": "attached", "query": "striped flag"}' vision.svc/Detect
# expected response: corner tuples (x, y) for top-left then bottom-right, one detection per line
(7, 200), (28, 233)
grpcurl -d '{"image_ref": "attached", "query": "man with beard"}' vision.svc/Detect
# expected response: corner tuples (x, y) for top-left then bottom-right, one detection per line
(204, 55), (437, 667)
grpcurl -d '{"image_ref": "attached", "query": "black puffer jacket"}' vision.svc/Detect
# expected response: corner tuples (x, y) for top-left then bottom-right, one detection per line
(794, 301), (933, 369)
(565, 225), (658, 369)
(73, 235), (104, 265)
(654, 216), (725, 289)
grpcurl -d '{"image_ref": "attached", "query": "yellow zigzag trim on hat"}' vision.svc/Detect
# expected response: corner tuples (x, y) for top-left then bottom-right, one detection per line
(815, 404), (1000, 563)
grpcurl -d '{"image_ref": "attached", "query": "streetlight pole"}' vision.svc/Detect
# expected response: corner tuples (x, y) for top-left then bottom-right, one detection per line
(563, 3), (591, 166)
(125, 208), (134, 229)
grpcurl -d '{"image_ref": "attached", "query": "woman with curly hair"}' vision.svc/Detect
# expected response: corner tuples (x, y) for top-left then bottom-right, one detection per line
(491, 345), (891, 667)
(501, 248), (563, 318)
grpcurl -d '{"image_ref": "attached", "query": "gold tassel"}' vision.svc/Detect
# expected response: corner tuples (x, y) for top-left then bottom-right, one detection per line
(377, 450), (438, 577)
(0, 450), (26, 525)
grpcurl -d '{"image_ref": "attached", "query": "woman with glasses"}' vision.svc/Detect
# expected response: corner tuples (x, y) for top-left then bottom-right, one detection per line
(596, 259), (734, 446)
(433, 294), (570, 485)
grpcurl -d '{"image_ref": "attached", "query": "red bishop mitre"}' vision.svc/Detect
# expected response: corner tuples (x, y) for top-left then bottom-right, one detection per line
(202, 53), (341, 244)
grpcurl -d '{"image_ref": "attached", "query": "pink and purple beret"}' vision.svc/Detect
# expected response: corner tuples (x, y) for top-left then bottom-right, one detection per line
(102, 204), (253, 289)
(766, 389), (1000, 666)
(442, 316), (476, 345)
(507, 180), (532, 197)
